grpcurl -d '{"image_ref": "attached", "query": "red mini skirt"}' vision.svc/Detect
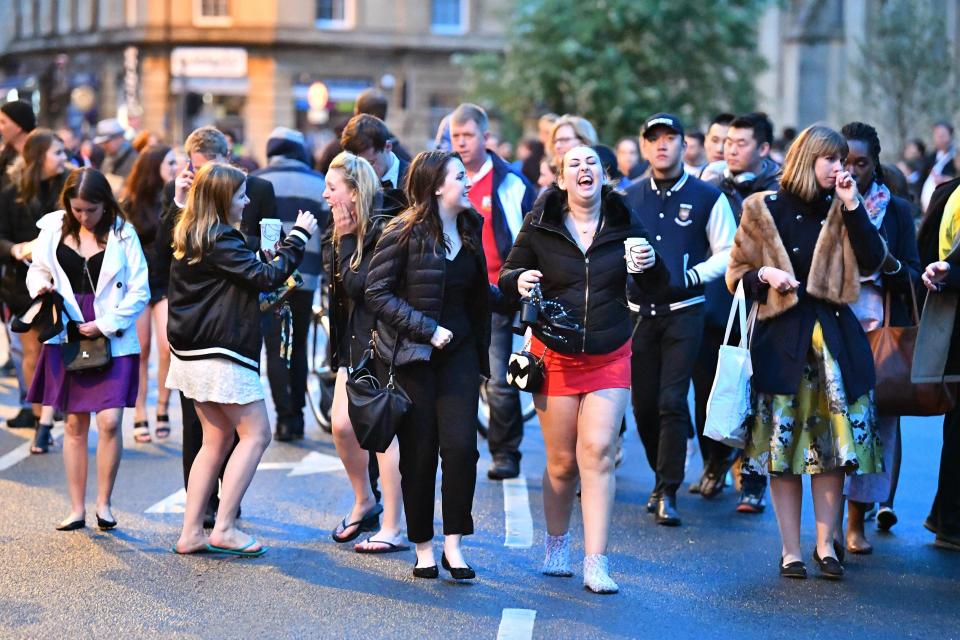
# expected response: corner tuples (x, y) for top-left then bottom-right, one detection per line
(530, 336), (632, 396)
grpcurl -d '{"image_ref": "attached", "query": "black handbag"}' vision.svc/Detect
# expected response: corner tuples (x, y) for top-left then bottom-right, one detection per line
(62, 262), (112, 373)
(346, 336), (412, 453)
(506, 334), (546, 392)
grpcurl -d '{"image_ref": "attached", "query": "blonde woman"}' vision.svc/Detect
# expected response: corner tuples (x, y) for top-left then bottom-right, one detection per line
(167, 163), (317, 556)
(549, 115), (598, 166)
(727, 125), (887, 580)
(323, 151), (407, 552)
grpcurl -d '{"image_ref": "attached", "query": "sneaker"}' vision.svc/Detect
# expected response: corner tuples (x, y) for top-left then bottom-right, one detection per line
(583, 554), (618, 594)
(6, 408), (37, 429)
(541, 533), (573, 577)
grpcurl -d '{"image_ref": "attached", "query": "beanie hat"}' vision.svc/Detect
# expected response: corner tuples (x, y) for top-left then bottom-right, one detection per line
(1, 101), (36, 134)
(266, 127), (309, 164)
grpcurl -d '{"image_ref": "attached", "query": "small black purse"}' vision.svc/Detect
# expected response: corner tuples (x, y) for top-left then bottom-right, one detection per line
(62, 262), (112, 373)
(506, 334), (546, 392)
(346, 335), (412, 453)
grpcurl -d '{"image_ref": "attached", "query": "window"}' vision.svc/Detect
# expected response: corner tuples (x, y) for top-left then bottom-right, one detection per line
(431, 0), (468, 34)
(316, 0), (353, 29)
(194, 0), (231, 26)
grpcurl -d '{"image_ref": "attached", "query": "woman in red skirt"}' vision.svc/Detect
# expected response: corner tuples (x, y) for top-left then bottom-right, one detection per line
(500, 145), (669, 593)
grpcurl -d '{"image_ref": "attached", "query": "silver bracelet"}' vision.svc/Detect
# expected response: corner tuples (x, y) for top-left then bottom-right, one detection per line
(757, 266), (768, 284)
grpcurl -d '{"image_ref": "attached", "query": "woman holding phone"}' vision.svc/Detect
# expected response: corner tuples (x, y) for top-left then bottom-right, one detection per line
(499, 144), (669, 593)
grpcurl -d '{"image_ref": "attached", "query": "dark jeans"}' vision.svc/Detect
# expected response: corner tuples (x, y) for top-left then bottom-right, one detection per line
(692, 323), (735, 471)
(485, 311), (524, 462)
(264, 289), (313, 431)
(929, 404), (960, 536)
(631, 306), (705, 498)
(386, 341), (480, 544)
(180, 391), (239, 512)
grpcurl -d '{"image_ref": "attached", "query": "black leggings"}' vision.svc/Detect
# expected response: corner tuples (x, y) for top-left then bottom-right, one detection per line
(382, 342), (480, 544)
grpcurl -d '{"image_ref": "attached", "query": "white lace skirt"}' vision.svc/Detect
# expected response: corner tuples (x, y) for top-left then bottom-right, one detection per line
(165, 354), (263, 405)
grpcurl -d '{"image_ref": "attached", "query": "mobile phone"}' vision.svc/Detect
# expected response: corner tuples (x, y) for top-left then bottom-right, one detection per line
(187, 157), (194, 173)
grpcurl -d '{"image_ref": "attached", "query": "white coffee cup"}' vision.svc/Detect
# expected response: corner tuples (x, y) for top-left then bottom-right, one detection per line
(259, 218), (283, 253)
(624, 237), (650, 273)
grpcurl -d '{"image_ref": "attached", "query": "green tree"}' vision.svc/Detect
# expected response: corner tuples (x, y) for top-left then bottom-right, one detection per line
(459, 0), (771, 142)
(854, 0), (954, 155)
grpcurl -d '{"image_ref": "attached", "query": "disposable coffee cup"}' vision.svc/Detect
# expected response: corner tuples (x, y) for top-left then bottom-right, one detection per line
(624, 237), (649, 273)
(259, 218), (283, 253)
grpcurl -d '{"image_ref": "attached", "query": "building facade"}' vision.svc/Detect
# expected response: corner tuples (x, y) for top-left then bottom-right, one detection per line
(0, 0), (508, 162)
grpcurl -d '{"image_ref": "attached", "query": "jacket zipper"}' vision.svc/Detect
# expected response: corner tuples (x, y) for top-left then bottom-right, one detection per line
(531, 221), (593, 351)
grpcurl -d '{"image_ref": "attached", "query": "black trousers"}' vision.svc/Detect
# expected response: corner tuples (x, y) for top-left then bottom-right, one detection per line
(692, 323), (734, 471)
(929, 404), (960, 536)
(385, 341), (480, 544)
(631, 306), (705, 497)
(264, 289), (313, 431)
(485, 311), (524, 462)
(180, 391), (239, 512)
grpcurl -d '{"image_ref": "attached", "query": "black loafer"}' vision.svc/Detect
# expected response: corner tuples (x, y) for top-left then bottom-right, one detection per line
(487, 456), (520, 480)
(812, 548), (844, 579)
(412, 564), (439, 579)
(645, 491), (660, 514)
(441, 553), (476, 580)
(779, 557), (807, 579)
(655, 496), (681, 526)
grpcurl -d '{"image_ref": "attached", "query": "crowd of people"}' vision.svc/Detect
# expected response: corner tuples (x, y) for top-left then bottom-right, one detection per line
(0, 88), (958, 594)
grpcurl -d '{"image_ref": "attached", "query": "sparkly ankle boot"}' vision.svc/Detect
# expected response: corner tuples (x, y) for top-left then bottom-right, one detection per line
(541, 532), (573, 577)
(583, 554), (619, 594)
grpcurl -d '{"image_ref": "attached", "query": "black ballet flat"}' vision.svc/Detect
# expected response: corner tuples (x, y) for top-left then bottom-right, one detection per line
(441, 553), (476, 580)
(779, 557), (807, 579)
(812, 548), (844, 580)
(56, 519), (86, 531)
(96, 514), (117, 530)
(412, 564), (439, 579)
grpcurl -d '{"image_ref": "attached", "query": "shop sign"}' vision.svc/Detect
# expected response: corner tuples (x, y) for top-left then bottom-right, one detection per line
(170, 47), (247, 78)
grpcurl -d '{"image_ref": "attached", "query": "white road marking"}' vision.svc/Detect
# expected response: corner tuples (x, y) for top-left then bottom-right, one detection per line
(145, 488), (187, 514)
(496, 609), (536, 640)
(0, 425), (65, 472)
(502, 475), (534, 548)
(286, 451), (343, 476)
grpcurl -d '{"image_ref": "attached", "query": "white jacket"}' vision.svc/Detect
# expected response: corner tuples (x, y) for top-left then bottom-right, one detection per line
(26, 211), (149, 356)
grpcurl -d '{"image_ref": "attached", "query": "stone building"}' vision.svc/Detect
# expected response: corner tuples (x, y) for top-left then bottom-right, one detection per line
(0, 0), (508, 162)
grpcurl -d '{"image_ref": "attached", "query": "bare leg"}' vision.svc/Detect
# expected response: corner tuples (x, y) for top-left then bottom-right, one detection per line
(330, 368), (376, 539)
(207, 400), (271, 551)
(576, 388), (629, 555)
(536, 394), (582, 537)
(153, 300), (172, 415)
(846, 500), (872, 553)
(133, 308), (152, 423)
(811, 470), (844, 560)
(21, 327), (42, 419)
(94, 408), (124, 521)
(356, 438), (405, 550)
(769, 474), (803, 564)
(175, 401), (235, 553)
(61, 412), (92, 523)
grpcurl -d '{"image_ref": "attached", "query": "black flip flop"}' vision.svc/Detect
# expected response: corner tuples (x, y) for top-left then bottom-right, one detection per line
(331, 503), (383, 543)
(355, 536), (411, 554)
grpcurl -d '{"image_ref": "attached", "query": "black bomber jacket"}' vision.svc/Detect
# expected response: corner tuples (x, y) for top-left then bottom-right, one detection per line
(167, 223), (310, 371)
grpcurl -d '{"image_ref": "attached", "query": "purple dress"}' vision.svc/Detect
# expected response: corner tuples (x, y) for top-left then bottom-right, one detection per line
(27, 245), (139, 413)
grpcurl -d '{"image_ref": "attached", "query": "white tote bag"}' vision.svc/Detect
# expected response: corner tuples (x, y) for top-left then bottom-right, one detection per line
(704, 281), (758, 448)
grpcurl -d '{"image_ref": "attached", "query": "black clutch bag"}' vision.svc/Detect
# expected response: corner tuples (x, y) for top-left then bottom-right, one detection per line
(346, 337), (412, 453)
(506, 335), (546, 392)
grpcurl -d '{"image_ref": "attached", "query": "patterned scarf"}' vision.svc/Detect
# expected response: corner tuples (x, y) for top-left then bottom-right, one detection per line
(863, 181), (891, 229)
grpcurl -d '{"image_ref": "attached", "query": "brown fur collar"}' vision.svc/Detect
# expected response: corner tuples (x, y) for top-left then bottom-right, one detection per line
(727, 192), (870, 320)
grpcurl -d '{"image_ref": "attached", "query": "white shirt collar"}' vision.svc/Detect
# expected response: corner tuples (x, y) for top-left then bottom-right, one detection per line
(380, 151), (401, 188)
(470, 155), (494, 182)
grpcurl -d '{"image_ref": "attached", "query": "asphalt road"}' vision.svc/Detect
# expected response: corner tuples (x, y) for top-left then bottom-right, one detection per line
(0, 361), (957, 639)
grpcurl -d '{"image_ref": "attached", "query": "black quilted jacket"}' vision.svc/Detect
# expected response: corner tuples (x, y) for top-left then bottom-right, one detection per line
(365, 209), (491, 376)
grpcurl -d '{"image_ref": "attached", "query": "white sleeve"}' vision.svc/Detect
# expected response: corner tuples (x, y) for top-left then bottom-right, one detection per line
(94, 232), (150, 337)
(686, 193), (735, 286)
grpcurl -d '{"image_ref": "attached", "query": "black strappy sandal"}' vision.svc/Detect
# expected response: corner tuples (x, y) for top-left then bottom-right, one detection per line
(30, 423), (54, 454)
(155, 413), (171, 440)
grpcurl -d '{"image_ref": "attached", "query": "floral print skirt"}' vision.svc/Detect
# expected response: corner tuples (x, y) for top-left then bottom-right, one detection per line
(742, 322), (883, 477)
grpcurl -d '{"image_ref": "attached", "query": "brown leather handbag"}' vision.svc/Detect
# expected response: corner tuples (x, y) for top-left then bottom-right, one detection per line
(867, 283), (955, 416)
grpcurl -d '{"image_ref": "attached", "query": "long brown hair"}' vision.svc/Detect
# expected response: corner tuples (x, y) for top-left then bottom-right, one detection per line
(780, 125), (848, 202)
(60, 168), (127, 244)
(121, 144), (171, 238)
(172, 162), (246, 264)
(12, 129), (62, 205)
(329, 151), (380, 271)
(392, 151), (478, 255)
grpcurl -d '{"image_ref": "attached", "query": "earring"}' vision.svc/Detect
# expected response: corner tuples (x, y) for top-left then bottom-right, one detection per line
(436, 190), (442, 196)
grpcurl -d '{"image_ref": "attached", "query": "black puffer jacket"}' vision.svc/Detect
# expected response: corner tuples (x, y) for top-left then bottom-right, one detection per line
(365, 210), (491, 375)
(324, 214), (391, 370)
(499, 186), (670, 354)
(167, 223), (310, 371)
(0, 171), (69, 314)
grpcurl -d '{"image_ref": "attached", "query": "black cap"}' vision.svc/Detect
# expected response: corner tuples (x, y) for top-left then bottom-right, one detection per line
(1, 101), (36, 134)
(641, 113), (684, 139)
